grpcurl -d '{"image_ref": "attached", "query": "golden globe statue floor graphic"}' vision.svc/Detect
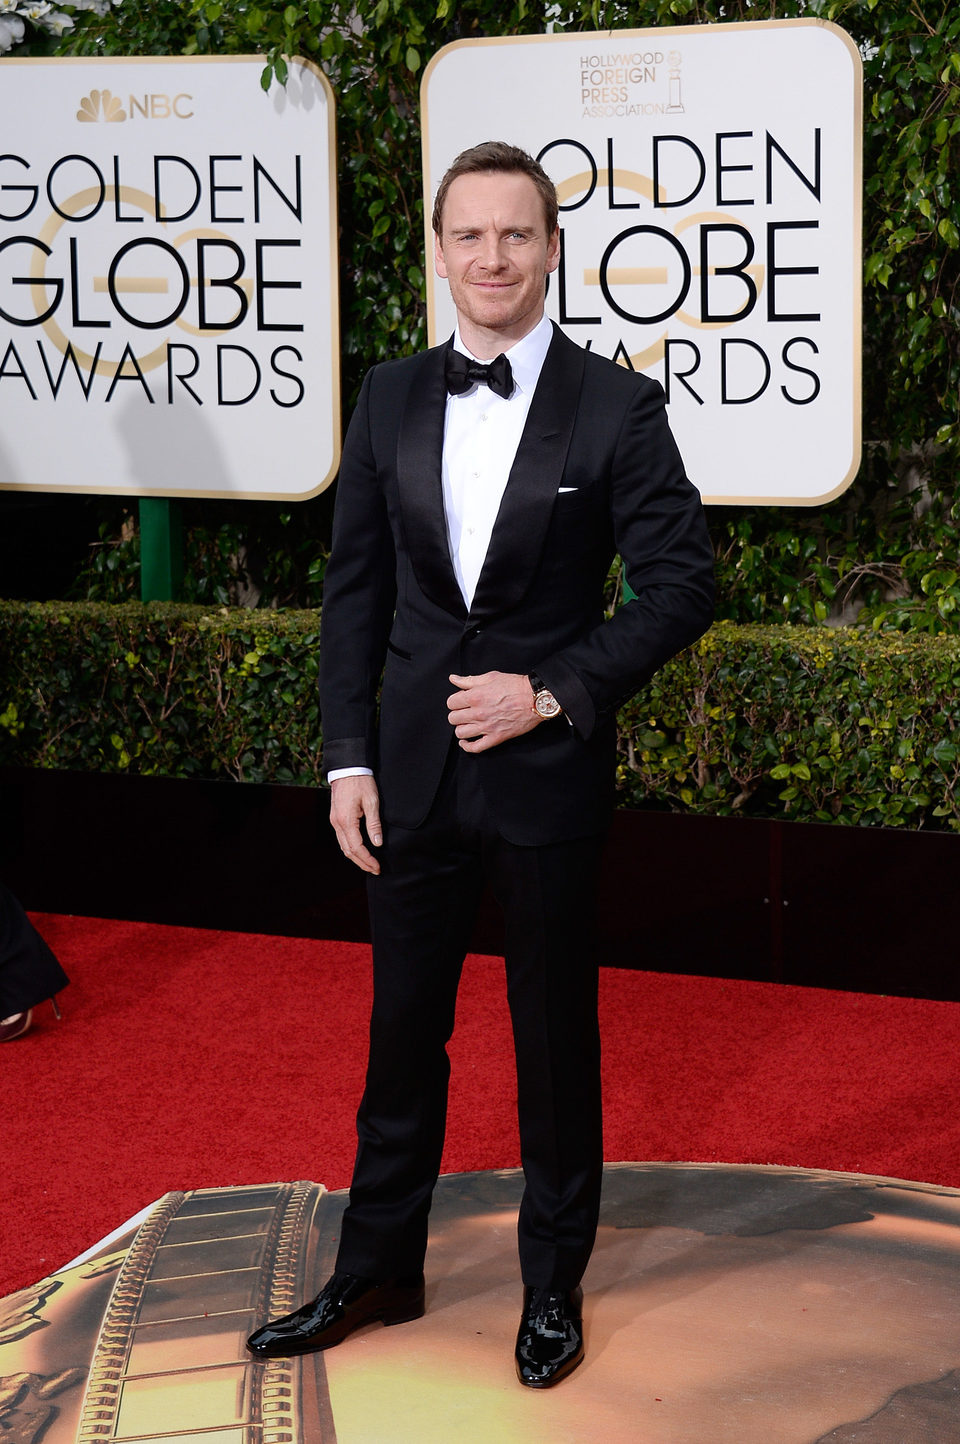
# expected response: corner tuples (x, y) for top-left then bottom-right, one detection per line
(5, 1163), (960, 1443)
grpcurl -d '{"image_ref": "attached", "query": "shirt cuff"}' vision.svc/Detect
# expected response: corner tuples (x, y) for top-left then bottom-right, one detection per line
(327, 767), (375, 782)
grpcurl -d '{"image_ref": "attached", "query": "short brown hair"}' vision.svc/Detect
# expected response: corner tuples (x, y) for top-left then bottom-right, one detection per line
(432, 141), (559, 238)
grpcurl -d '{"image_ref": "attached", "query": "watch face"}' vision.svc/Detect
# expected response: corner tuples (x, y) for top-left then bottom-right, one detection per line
(535, 690), (561, 719)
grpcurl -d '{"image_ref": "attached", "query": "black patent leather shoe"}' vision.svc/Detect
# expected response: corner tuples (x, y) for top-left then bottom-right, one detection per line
(246, 1271), (425, 1358)
(515, 1285), (584, 1388)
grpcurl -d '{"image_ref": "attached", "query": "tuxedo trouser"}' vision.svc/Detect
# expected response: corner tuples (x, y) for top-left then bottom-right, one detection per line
(0, 881), (69, 1015)
(335, 744), (605, 1292)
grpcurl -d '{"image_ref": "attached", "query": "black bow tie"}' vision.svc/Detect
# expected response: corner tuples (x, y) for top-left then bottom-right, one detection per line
(444, 348), (514, 401)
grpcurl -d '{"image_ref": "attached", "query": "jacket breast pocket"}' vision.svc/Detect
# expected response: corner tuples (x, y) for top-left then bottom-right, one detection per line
(551, 487), (598, 534)
(554, 483), (595, 513)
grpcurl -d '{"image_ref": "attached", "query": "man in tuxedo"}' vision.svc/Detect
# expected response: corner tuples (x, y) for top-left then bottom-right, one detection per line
(248, 141), (715, 1386)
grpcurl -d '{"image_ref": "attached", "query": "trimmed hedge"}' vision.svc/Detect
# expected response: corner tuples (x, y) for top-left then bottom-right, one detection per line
(1, 604), (959, 831)
(0, 602), (322, 786)
(619, 623), (960, 830)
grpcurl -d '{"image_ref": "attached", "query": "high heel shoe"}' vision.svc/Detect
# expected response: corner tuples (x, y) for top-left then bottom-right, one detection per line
(0, 1009), (32, 1040)
(0, 996), (62, 1041)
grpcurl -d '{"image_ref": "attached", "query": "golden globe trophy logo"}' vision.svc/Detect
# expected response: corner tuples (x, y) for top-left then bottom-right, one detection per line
(423, 21), (862, 506)
(0, 57), (339, 500)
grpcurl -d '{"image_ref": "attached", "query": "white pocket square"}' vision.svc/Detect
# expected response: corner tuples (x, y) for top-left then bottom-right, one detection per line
(558, 486), (578, 493)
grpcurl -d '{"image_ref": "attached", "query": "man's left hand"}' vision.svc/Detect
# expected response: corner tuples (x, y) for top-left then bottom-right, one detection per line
(447, 672), (541, 752)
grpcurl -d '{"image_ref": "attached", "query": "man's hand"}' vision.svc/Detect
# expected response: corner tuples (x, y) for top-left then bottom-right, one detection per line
(447, 672), (541, 753)
(330, 774), (383, 875)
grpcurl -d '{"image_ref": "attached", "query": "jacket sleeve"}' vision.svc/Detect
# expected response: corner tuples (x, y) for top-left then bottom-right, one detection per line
(318, 368), (397, 775)
(535, 377), (715, 740)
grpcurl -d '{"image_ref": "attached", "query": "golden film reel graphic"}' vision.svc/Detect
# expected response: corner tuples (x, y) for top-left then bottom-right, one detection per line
(0, 1182), (336, 1444)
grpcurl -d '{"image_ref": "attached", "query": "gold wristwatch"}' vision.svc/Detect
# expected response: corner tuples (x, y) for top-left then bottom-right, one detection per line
(529, 671), (562, 719)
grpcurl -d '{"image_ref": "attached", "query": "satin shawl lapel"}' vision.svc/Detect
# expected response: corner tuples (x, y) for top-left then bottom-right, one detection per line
(395, 341), (466, 619)
(469, 328), (586, 623)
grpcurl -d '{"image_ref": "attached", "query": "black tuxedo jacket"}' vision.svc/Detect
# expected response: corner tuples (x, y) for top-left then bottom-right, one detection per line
(319, 324), (715, 846)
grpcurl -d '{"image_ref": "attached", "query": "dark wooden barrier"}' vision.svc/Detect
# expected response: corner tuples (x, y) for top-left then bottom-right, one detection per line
(2, 766), (957, 1000)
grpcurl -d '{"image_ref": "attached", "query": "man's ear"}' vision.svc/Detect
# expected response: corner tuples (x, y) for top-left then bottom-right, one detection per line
(545, 226), (561, 275)
(434, 230), (448, 279)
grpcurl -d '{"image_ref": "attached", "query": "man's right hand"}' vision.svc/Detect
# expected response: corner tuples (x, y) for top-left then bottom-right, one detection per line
(330, 775), (383, 876)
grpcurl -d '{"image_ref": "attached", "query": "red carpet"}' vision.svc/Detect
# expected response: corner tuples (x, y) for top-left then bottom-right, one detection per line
(5, 912), (960, 1302)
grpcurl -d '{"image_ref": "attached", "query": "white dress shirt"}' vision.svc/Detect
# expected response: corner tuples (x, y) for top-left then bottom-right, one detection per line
(328, 313), (554, 783)
(442, 313), (553, 606)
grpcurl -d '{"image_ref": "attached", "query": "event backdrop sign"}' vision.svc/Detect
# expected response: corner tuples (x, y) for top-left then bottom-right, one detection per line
(422, 21), (862, 505)
(0, 56), (339, 499)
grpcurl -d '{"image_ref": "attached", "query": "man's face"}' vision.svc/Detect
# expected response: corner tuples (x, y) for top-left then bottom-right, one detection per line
(434, 170), (560, 353)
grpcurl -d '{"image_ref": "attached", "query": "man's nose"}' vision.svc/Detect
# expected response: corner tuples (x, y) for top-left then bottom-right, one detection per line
(478, 238), (507, 270)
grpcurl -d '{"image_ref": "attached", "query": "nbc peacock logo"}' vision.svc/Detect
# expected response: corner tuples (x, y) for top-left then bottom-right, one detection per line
(76, 89), (127, 123)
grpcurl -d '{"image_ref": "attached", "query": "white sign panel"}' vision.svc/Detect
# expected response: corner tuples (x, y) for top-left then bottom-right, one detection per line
(423, 21), (862, 505)
(0, 56), (339, 499)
